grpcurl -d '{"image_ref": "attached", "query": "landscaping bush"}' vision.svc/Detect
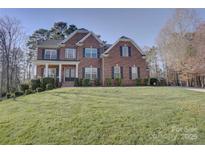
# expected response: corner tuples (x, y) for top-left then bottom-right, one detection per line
(30, 79), (41, 90)
(94, 79), (101, 86)
(74, 78), (79, 87)
(150, 78), (159, 86)
(20, 83), (29, 92)
(136, 79), (142, 86)
(105, 78), (112, 86)
(143, 78), (149, 86)
(55, 79), (62, 88)
(78, 78), (83, 86)
(15, 91), (24, 97)
(82, 79), (91, 86)
(36, 87), (44, 92)
(46, 83), (54, 90)
(42, 77), (55, 89)
(25, 89), (33, 95)
(6, 93), (11, 98)
(159, 78), (167, 86)
(114, 78), (122, 86)
(1, 92), (6, 98)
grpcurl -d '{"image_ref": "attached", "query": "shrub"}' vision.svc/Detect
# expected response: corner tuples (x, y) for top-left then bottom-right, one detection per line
(94, 79), (101, 86)
(105, 78), (112, 86)
(143, 78), (149, 86)
(1, 92), (6, 98)
(82, 79), (91, 86)
(30, 79), (41, 91)
(78, 78), (83, 86)
(150, 78), (159, 86)
(20, 83), (29, 92)
(55, 79), (62, 88)
(6, 93), (11, 98)
(15, 91), (24, 97)
(46, 83), (54, 90)
(114, 78), (122, 86)
(136, 79), (142, 86)
(36, 87), (44, 92)
(25, 89), (33, 95)
(159, 78), (167, 86)
(74, 78), (79, 87)
(42, 77), (55, 89)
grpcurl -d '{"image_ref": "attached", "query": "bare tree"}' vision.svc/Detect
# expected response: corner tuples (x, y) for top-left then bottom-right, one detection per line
(156, 9), (200, 86)
(0, 16), (26, 96)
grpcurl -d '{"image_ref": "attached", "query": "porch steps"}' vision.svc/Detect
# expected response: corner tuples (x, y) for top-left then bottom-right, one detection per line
(62, 82), (74, 87)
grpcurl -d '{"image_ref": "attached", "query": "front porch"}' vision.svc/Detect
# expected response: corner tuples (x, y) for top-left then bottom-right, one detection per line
(32, 60), (80, 84)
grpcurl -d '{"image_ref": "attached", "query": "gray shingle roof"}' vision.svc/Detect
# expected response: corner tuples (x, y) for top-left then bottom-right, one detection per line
(38, 39), (63, 48)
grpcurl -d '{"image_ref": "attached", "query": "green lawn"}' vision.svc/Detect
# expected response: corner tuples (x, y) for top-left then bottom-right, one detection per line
(0, 87), (205, 144)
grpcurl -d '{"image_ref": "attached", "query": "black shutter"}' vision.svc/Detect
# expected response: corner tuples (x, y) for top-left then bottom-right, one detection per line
(83, 48), (85, 57)
(97, 49), (100, 58)
(120, 46), (122, 57)
(97, 68), (100, 80)
(120, 67), (123, 79)
(137, 67), (140, 78)
(82, 67), (85, 78)
(57, 49), (60, 60)
(42, 49), (45, 59)
(129, 67), (132, 79)
(128, 47), (131, 56)
(112, 67), (114, 79)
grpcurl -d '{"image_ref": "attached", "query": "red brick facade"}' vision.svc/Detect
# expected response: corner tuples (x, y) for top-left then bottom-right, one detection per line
(103, 40), (148, 86)
(35, 30), (148, 86)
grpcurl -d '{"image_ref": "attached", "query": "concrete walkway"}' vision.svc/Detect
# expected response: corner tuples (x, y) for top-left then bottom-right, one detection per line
(187, 88), (205, 93)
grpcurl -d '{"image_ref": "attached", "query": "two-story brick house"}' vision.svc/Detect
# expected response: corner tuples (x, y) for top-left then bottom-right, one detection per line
(32, 28), (149, 86)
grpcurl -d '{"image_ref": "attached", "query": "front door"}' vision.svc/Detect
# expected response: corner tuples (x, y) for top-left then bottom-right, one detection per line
(64, 68), (75, 81)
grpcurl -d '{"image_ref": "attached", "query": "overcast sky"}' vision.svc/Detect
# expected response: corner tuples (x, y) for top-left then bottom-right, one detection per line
(0, 9), (205, 47)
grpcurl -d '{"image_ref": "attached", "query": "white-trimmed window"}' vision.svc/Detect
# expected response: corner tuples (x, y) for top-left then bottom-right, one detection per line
(122, 46), (129, 57)
(131, 66), (138, 80)
(44, 68), (56, 77)
(85, 48), (98, 58)
(114, 65), (121, 79)
(85, 67), (98, 80)
(65, 48), (76, 59)
(44, 49), (57, 59)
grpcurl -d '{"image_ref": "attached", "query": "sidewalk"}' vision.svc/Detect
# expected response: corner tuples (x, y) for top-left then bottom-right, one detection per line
(186, 88), (205, 93)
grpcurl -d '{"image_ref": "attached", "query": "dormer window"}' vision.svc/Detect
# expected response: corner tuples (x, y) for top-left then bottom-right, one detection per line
(44, 49), (57, 59)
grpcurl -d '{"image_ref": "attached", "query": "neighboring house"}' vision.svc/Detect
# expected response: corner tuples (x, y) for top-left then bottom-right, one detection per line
(32, 28), (149, 86)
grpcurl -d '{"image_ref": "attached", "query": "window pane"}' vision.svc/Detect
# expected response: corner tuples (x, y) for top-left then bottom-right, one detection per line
(132, 67), (138, 79)
(48, 68), (56, 77)
(45, 49), (57, 59)
(85, 48), (91, 57)
(85, 67), (98, 80)
(92, 48), (98, 58)
(122, 46), (128, 57)
(65, 48), (76, 59)
(114, 66), (121, 79)
(85, 48), (98, 58)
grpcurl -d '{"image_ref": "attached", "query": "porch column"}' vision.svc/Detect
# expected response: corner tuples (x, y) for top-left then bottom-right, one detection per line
(76, 63), (78, 78)
(33, 64), (37, 78)
(45, 63), (48, 77)
(59, 64), (62, 82)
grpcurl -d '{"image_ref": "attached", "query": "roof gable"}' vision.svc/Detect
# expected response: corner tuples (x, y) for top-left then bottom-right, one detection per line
(60, 29), (89, 44)
(103, 37), (144, 55)
(76, 32), (104, 46)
